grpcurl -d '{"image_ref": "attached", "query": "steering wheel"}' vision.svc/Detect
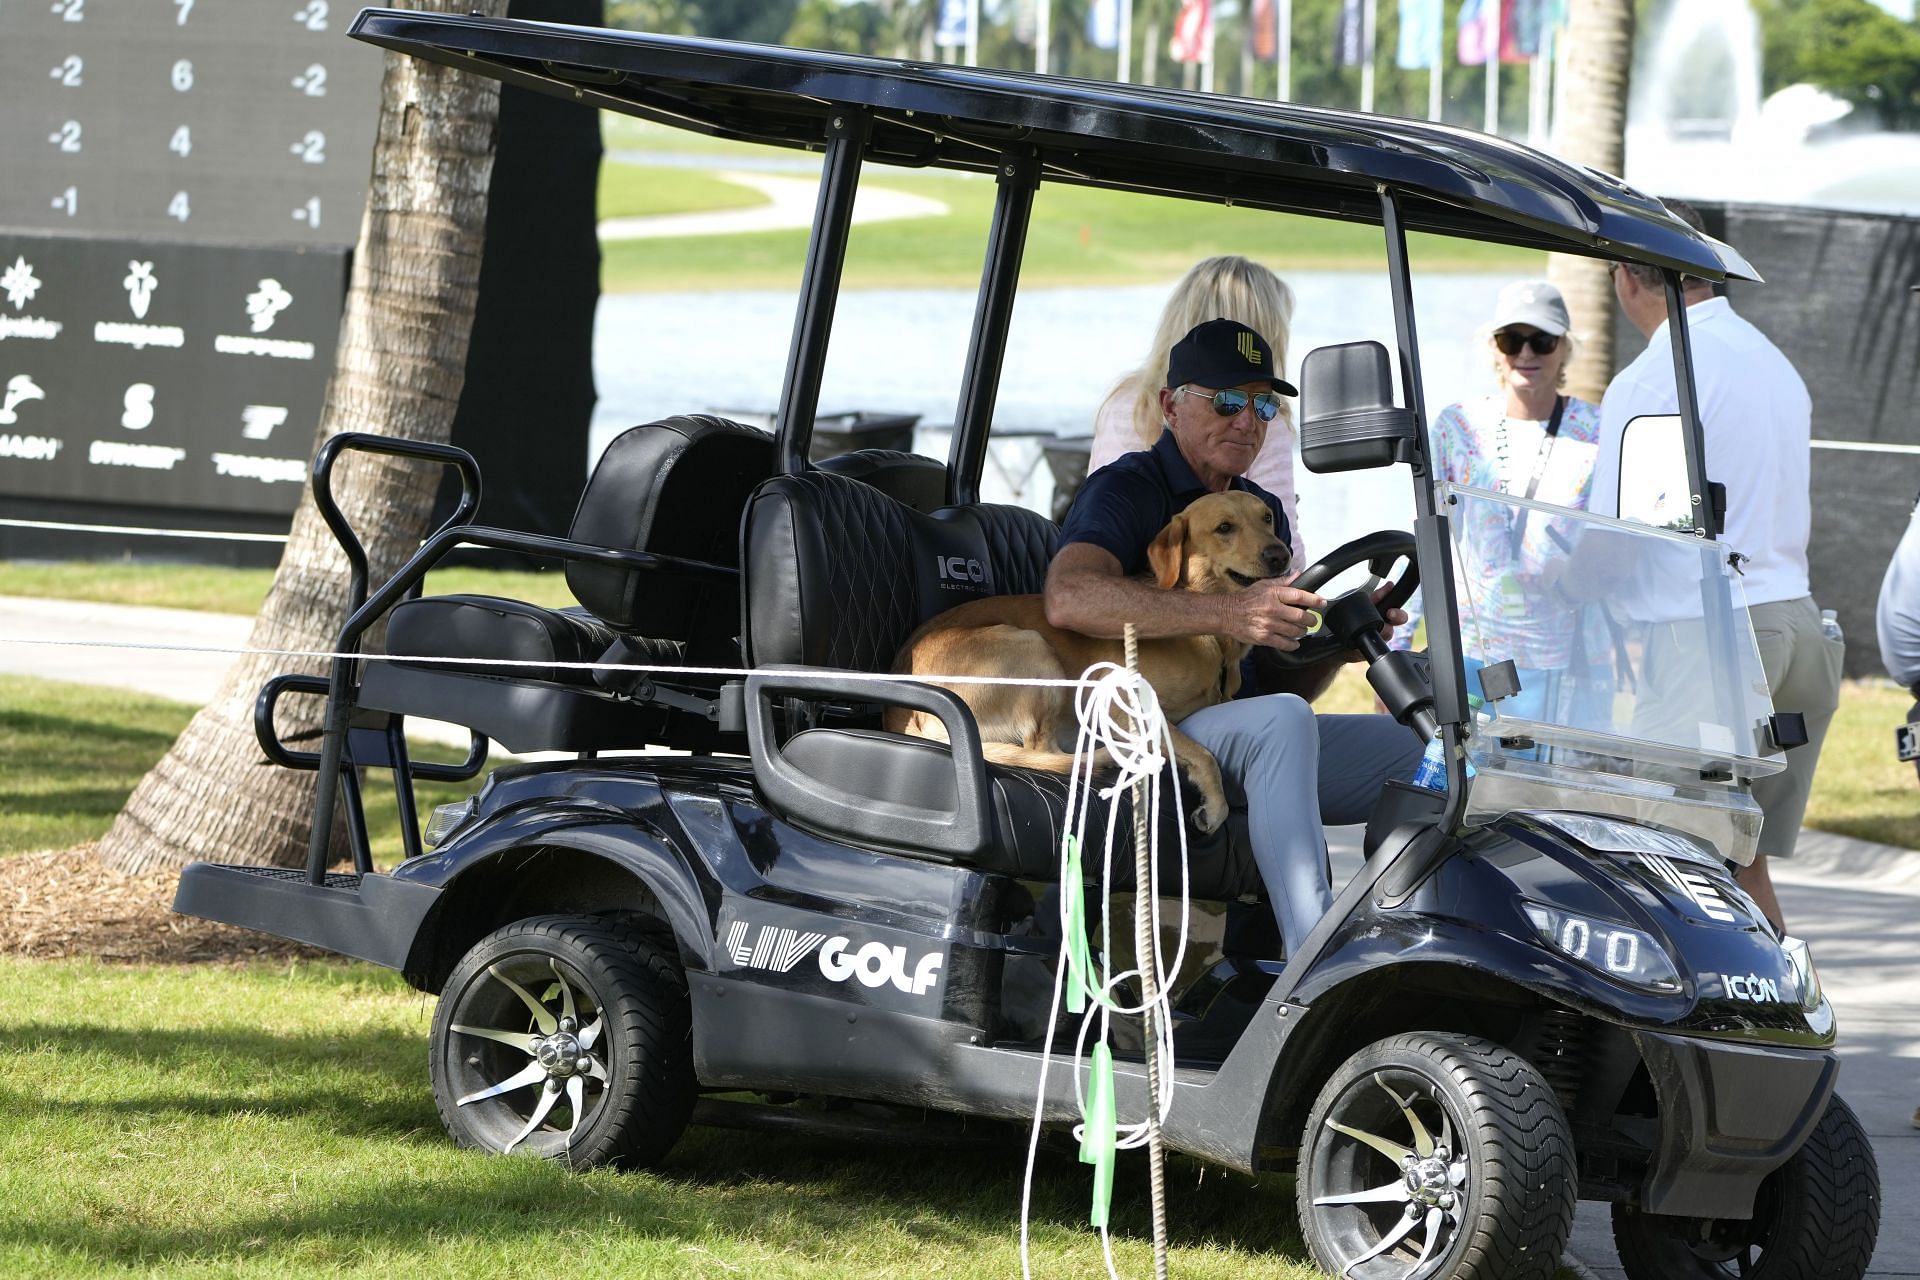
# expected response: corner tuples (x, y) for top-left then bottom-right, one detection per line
(1266, 529), (1419, 667)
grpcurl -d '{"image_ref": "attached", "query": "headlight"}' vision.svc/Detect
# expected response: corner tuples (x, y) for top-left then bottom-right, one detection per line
(1523, 902), (1682, 992)
(1524, 812), (1720, 867)
(1779, 934), (1823, 1010)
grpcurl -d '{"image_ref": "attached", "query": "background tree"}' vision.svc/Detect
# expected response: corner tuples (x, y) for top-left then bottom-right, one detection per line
(99, 0), (510, 875)
(1755, 0), (1920, 130)
(1546, 0), (1636, 405)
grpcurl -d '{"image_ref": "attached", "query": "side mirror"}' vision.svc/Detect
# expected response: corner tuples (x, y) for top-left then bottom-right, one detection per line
(1617, 413), (1694, 532)
(1298, 341), (1418, 474)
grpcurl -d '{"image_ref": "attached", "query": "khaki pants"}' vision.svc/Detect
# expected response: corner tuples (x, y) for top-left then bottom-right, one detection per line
(1749, 596), (1844, 858)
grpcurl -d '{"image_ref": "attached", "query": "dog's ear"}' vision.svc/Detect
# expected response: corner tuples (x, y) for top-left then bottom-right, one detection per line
(1148, 515), (1187, 589)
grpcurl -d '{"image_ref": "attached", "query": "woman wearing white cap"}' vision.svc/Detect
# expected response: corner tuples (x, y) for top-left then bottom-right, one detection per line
(1402, 280), (1602, 724)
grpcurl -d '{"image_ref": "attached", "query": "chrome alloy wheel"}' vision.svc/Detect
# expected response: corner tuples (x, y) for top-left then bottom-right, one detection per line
(446, 955), (610, 1154)
(1312, 1071), (1470, 1279)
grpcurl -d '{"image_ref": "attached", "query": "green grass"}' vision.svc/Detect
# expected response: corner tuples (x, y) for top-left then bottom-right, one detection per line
(598, 161), (769, 220)
(599, 159), (1542, 292)
(0, 957), (1325, 1277)
(0, 561), (577, 617)
(1802, 678), (1920, 851)
(0, 678), (199, 857)
(0, 676), (481, 862)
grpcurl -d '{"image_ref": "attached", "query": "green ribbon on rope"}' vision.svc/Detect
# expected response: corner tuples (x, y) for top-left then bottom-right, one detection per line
(1079, 1041), (1118, 1228)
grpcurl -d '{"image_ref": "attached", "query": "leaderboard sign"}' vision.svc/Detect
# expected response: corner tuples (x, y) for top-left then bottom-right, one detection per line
(0, 234), (343, 513)
(0, 0), (381, 522)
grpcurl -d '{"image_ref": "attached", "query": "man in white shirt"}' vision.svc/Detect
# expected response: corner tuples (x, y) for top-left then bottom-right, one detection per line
(1590, 201), (1842, 936)
(1876, 493), (1920, 760)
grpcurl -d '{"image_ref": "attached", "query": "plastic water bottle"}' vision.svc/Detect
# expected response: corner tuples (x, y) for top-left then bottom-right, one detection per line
(1820, 608), (1844, 644)
(1412, 735), (1450, 791)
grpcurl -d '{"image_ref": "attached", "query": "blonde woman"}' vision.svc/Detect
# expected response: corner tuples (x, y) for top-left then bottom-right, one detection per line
(1089, 255), (1303, 564)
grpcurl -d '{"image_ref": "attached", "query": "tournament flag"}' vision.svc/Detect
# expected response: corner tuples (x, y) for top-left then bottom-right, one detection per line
(1501, 0), (1545, 61)
(1333, 0), (1364, 67)
(1251, 0), (1275, 61)
(1169, 0), (1211, 64)
(1456, 0), (1491, 66)
(1396, 0), (1440, 69)
(1087, 0), (1121, 49)
(935, 0), (969, 48)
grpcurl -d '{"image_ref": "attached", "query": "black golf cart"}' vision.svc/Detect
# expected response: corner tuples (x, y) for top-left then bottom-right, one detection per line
(175, 11), (1880, 1278)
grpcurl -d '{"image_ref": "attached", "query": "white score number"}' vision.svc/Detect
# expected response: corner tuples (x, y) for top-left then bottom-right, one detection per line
(48, 121), (82, 153)
(168, 192), (191, 223)
(52, 0), (83, 22)
(292, 64), (327, 97)
(49, 56), (82, 87)
(293, 197), (321, 229)
(50, 187), (78, 217)
(290, 131), (326, 164)
(169, 126), (191, 158)
(294, 1), (328, 32)
(171, 60), (194, 92)
(174, 0), (194, 23)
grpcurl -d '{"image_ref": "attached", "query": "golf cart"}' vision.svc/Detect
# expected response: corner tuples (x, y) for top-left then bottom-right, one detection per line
(175, 11), (1881, 1279)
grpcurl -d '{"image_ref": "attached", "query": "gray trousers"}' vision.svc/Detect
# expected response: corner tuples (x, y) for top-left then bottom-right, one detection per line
(1181, 695), (1424, 955)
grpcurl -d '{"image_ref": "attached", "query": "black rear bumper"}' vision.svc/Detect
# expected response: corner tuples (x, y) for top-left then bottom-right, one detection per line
(173, 863), (440, 971)
(1635, 1028), (1837, 1219)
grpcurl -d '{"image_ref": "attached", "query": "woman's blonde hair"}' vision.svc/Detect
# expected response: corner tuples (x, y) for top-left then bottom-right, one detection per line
(1108, 255), (1297, 450)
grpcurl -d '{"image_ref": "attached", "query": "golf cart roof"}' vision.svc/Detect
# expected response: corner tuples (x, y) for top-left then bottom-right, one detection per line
(349, 9), (1755, 282)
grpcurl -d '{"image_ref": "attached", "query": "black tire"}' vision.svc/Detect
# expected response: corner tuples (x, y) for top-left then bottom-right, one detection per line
(429, 913), (695, 1170)
(1611, 1094), (1881, 1280)
(1297, 1032), (1575, 1280)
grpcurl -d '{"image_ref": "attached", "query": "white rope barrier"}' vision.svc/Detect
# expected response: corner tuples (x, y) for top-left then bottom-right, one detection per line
(0, 633), (1101, 689)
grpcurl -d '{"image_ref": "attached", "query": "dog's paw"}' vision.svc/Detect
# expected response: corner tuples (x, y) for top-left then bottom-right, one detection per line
(1192, 798), (1228, 834)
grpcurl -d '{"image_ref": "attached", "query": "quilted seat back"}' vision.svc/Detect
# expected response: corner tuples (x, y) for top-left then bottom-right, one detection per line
(741, 470), (1059, 672)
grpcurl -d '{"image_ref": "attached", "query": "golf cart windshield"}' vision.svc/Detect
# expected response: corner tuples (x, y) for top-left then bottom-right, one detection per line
(1439, 473), (1783, 861)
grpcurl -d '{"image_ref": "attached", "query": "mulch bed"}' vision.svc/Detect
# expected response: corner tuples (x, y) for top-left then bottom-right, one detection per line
(0, 842), (331, 965)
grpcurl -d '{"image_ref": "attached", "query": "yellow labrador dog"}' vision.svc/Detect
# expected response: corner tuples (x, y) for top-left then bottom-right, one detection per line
(886, 490), (1290, 832)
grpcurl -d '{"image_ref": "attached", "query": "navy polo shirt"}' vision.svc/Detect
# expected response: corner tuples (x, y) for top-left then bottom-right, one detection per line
(1060, 429), (1293, 574)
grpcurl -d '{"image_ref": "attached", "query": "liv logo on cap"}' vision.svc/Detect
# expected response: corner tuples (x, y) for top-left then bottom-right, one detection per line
(1237, 331), (1261, 364)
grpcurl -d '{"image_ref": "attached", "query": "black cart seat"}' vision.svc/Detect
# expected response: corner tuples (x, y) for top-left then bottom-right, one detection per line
(360, 415), (951, 754)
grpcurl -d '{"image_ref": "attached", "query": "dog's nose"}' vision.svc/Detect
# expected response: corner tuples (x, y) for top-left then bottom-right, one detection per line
(1262, 545), (1290, 576)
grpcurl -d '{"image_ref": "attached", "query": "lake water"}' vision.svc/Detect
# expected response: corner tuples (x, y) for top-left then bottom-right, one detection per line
(592, 271), (1515, 558)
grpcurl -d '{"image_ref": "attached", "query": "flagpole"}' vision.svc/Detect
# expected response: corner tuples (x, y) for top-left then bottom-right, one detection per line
(1528, 22), (1553, 145)
(1119, 0), (1133, 83)
(1484, 0), (1500, 133)
(966, 0), (979, 67)
(1360, 0), (1376, 112)
(1037, 0), (1051, 74)
(1428, 0), (1443, 120)
(1278, 0), (1291, 100)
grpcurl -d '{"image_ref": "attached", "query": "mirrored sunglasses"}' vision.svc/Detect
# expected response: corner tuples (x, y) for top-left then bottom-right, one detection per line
(1176, 385), (1284, 422)
(1493, 329), (1562, 356)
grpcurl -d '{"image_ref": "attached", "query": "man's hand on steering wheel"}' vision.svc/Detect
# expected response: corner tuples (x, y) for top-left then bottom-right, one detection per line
(1229, 577), (1329, 651)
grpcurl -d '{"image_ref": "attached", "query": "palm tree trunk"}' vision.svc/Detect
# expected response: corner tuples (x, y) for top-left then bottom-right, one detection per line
(99, 0), (508, 875)
(1546, 0), (1635, 405)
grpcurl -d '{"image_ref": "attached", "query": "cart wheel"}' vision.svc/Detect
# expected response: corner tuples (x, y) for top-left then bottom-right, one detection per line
(1611, 1094), (1880, 1280)
(1297, 1032), (1573, 1280)
(429, 913), (694, 1170)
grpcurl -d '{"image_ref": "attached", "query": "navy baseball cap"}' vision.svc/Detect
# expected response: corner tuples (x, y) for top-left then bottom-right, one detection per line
(1166, 318), (1298, 397)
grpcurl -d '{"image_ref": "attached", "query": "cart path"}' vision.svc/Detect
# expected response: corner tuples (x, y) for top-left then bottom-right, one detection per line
(597, 170), (948, 240)
(7, 593), (1916, 1275)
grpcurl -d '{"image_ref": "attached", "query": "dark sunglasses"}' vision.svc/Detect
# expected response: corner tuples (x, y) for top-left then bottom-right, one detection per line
(1493, 329), (1562, 356)
(1175, 385), (1284, 422)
